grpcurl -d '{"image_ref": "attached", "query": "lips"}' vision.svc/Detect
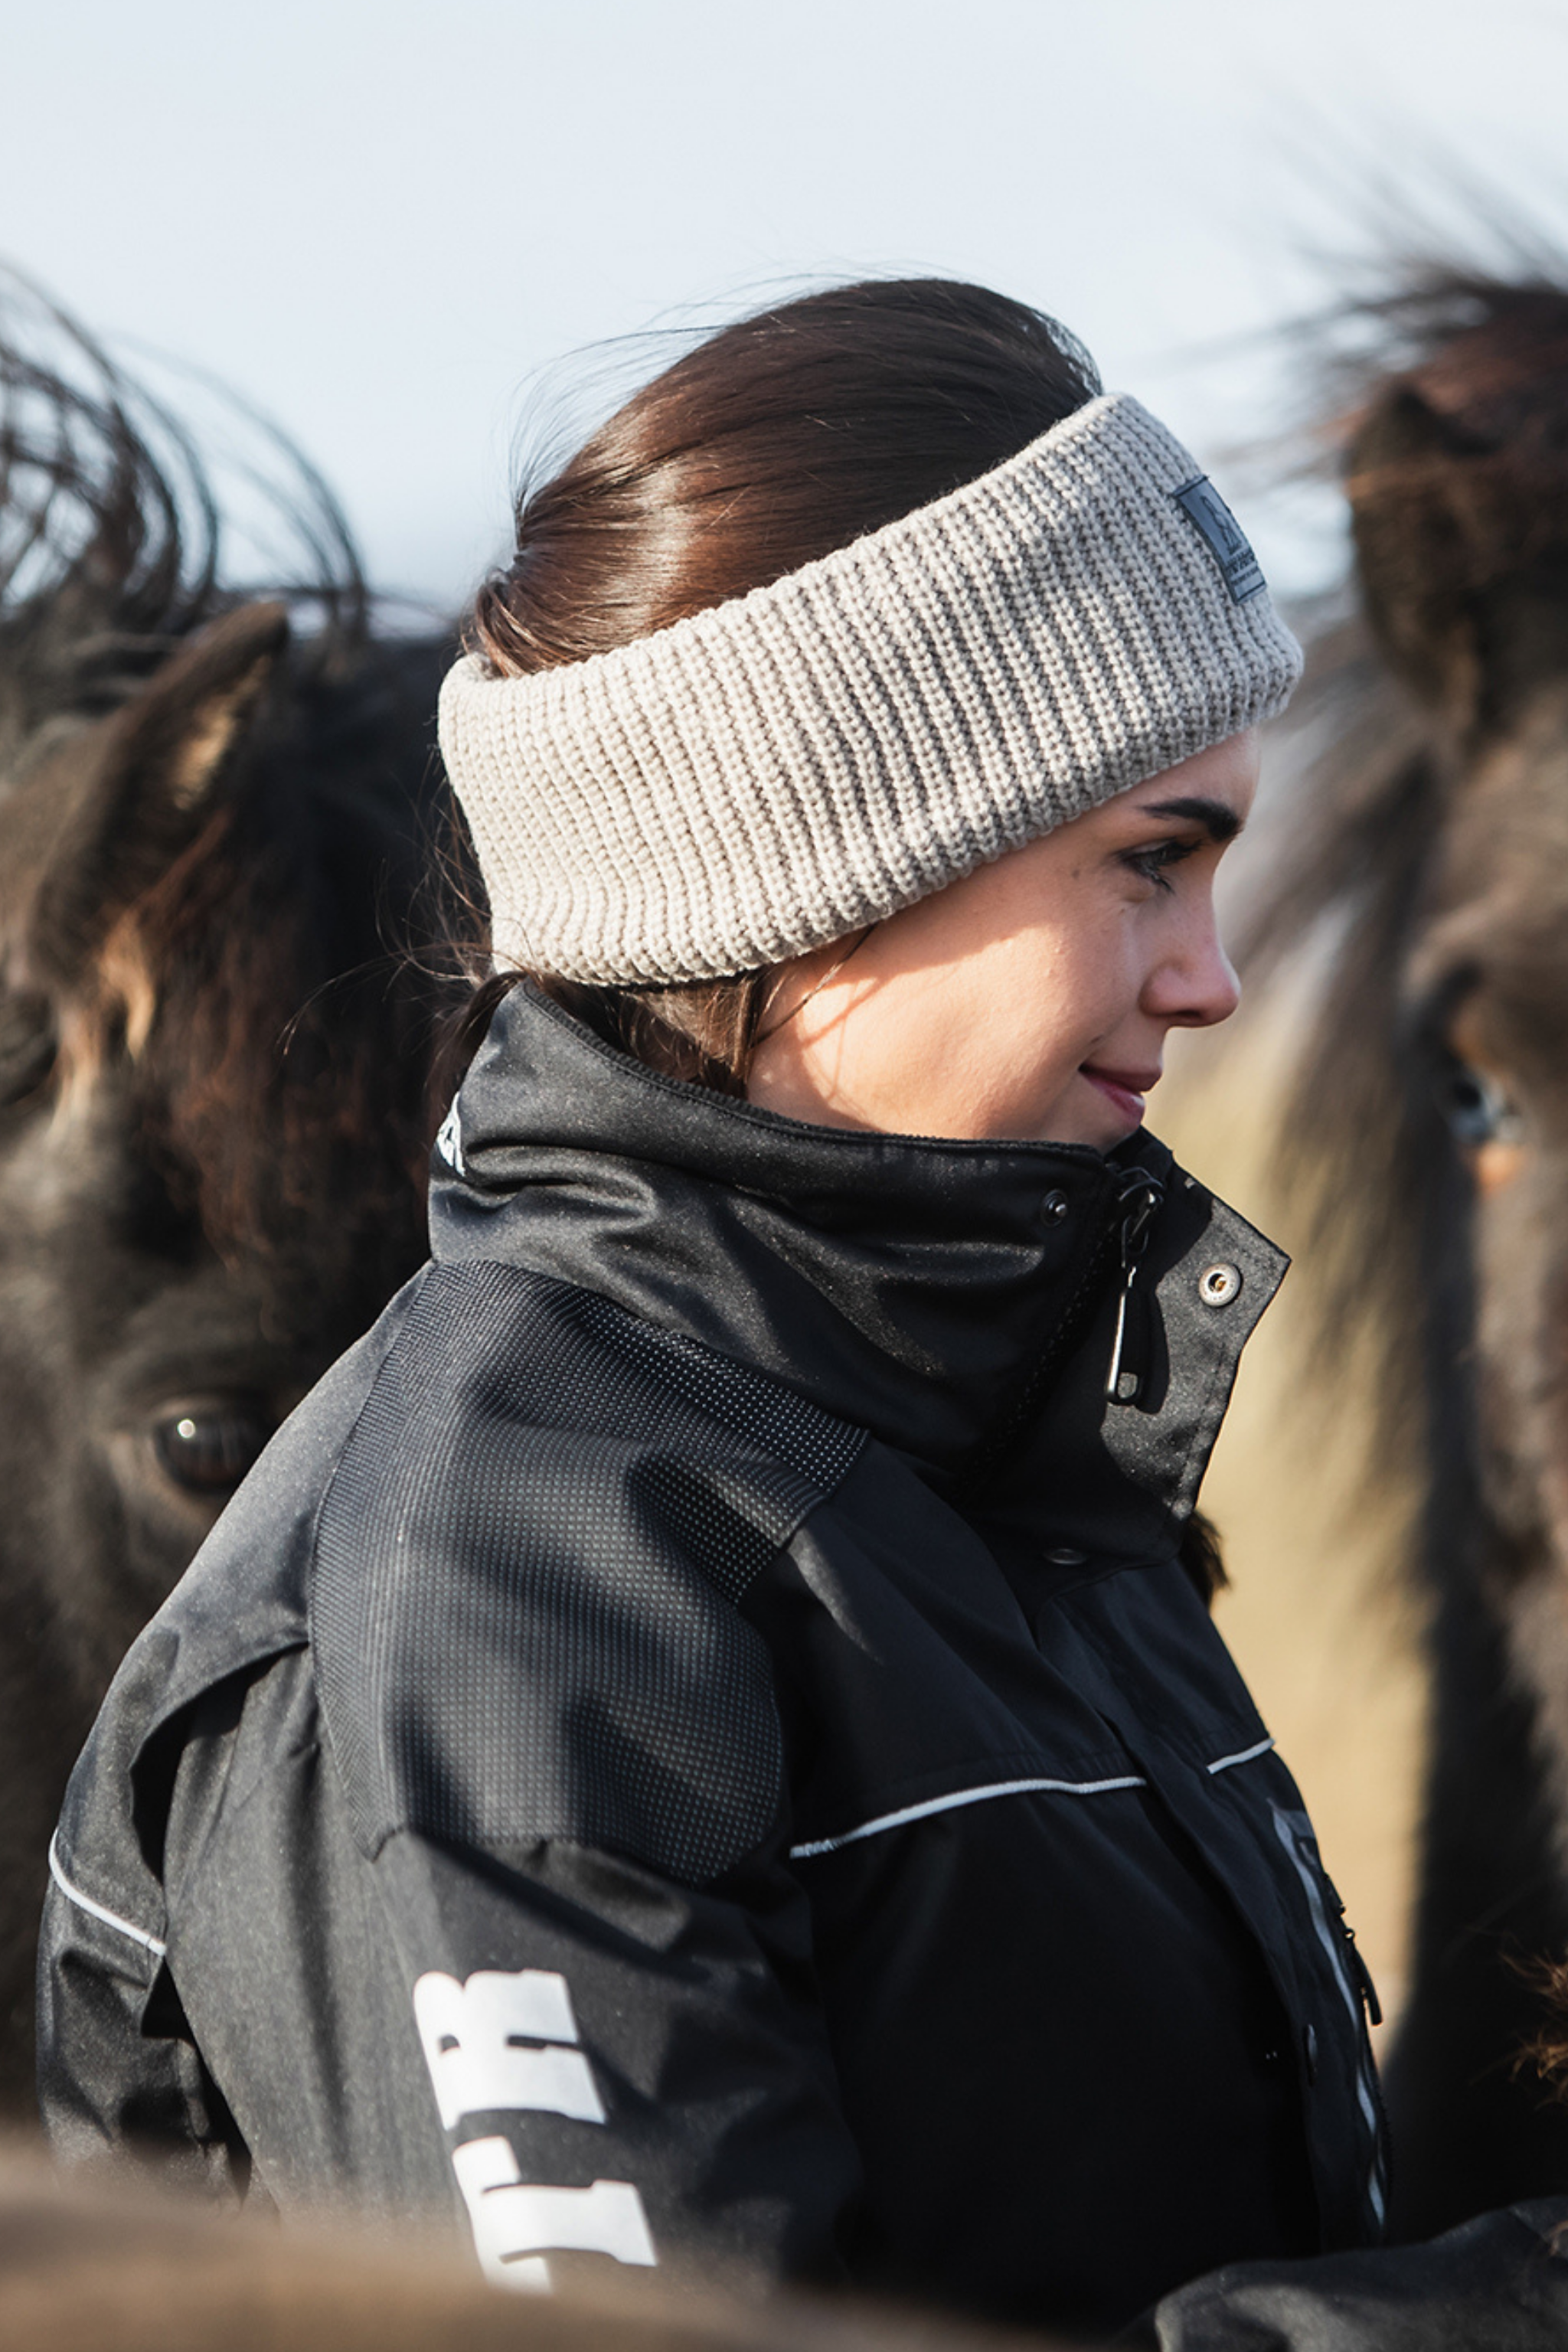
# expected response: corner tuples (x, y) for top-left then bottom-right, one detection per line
(1080, 1065), (1160, 1126)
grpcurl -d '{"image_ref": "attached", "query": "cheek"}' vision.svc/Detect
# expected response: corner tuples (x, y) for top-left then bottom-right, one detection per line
(861, 867), (1135, 1087)
(963, 926), (1128, 1077)
(1013, 918), (1134, 1027)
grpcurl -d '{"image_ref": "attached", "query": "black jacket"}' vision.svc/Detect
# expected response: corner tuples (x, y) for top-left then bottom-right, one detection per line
(38, 985), (1387, 2340)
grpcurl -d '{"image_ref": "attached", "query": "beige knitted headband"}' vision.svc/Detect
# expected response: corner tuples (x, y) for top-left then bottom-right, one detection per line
(439, 392), (1301, 986)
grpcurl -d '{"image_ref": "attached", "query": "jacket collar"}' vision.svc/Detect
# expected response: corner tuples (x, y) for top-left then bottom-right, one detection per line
(429, 985), (1286, 1541)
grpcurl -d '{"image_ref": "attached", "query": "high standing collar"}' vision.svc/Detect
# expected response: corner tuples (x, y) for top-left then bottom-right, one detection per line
(428, 987), (1285, 1519)
(439, 393), (1302, 985)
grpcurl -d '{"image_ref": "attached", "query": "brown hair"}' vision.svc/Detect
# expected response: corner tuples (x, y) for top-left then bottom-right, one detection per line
(464, 278), (1099, 1092)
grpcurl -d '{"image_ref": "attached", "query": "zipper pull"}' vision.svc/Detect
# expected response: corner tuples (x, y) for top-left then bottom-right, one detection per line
(1327, 1881), (1383, 2027)
(1334, 1894), (1384, 2028)
(1106, 1176), (1164, 1406)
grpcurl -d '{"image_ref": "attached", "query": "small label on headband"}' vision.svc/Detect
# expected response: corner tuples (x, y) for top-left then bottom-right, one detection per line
(1173, 477), (1266, 604)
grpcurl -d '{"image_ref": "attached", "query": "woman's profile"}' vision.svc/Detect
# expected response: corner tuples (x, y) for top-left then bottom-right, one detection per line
(39, 280), (1388, 2340)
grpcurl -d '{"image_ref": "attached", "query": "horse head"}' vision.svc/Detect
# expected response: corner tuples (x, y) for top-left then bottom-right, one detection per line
(0, 290), (459, 2093)
(1263, 268), (1568, 2226)
(1346, 289), (1568, 1576)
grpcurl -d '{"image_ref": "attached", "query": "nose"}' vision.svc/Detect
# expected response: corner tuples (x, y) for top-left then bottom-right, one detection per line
(1145, 899), (1242, 1031)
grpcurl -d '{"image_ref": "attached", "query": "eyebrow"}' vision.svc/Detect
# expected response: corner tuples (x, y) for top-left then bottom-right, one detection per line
(1136, 795), (1244, 844)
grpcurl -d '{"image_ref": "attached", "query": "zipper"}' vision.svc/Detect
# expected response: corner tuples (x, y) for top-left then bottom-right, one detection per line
(953, 1160), (1167, 1498)
(1105, 1171), (1165, 1406)
(1332, 1888), (1383, 2029)
(1328, 1883), (1393, 2222)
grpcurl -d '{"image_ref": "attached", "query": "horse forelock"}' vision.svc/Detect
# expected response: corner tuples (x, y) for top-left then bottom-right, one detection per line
(1375, 273), (1568, 446)
(1331, 270), (1568, 707)
(15, 688), (445, 1305)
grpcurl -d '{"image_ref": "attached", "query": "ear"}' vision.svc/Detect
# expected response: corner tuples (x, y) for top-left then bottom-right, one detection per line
(24, 601), (290, 988)
(1344, 387), (1491, 731)
(106, 599), (292, 816)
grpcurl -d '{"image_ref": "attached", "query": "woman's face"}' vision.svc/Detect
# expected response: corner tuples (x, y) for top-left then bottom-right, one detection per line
(746, 728), (1259, 1148)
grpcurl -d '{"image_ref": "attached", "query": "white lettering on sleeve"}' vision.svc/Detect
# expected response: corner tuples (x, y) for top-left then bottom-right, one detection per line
(451, 2137), (658, 2292)
(414, 1967), (657, 2289)
(413, 1969), (606, 2130)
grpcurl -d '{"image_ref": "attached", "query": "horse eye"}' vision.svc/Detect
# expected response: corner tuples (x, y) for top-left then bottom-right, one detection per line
(152, 1403), (273, 1494)
(1436, 1057), (1526, 1149)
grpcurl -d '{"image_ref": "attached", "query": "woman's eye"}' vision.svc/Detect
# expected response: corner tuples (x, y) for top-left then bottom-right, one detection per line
(152, 1403), (273, 1495)
(1123, 840), (1195, 890)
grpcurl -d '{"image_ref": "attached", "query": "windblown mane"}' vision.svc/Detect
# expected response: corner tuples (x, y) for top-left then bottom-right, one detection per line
(0, 269), (451, 1303)
(0, 268), (367, 737)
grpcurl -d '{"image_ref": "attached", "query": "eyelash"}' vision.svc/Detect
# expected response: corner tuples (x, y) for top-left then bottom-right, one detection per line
(1123, 840), (1197, 892)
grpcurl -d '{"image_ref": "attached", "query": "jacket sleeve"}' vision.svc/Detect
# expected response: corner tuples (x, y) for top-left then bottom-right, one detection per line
(287, 1265), (874, 2285)
(43, 1259), (872, 2285)
(41, 1643), (864, 2288)
(38, 1694), (250, 2199)
(364, 1815), (865, 2292)
(1148, 2198), (1568, 2350)
(38, 1850), (243, 2194)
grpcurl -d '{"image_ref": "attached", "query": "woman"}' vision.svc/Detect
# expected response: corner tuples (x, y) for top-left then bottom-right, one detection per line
(38, 282), (1383, 2340)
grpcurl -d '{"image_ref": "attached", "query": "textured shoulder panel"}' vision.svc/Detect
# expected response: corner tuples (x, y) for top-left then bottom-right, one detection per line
(311, 1263), (864, 1882)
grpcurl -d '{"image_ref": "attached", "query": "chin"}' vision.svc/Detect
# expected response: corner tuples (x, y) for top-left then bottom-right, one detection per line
(1029, 1112), (1135, 1152)
(982, 1073), (1145, 1150)
(1065, 1069), (1150, 1150)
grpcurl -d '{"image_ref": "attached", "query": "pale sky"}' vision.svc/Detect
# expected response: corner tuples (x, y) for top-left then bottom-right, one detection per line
(6, 0), (1568, 610)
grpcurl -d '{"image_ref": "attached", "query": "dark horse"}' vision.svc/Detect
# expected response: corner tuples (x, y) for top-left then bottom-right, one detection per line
(0, 279), (456, 2110)
(1256, 260), (1568, 2233)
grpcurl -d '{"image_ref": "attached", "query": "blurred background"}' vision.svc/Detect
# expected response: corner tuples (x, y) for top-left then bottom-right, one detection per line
(8, 0), (1566, 609)
(9, 0), (1568, 2037)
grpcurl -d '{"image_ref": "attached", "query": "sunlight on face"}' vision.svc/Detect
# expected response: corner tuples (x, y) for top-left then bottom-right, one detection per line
(747, 730), (1260, 1146)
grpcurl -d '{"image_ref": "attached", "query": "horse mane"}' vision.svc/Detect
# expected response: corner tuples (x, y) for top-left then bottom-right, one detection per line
(1244, 254), (1568, 1488)
(0, 267), (368, 741)
(0, 269), (453, 1298)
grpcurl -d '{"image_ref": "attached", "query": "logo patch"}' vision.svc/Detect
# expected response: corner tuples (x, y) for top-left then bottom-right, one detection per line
(435, 1098), (465, 1177)
(1173, 476), (1266, 604)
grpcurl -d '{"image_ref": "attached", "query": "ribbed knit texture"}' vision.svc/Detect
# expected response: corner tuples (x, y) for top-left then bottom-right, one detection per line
(439, 392), (1302, 985)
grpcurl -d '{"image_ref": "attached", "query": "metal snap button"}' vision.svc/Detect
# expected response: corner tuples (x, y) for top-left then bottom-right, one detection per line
(1040, 1189), (1069, 1225)
(1043, 1545), (1087, 1567)
(1198, 1261), (1243, 1308)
